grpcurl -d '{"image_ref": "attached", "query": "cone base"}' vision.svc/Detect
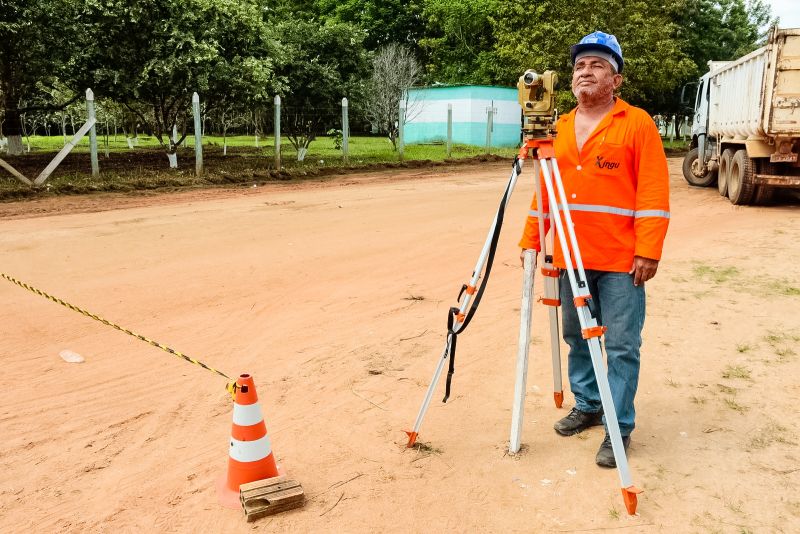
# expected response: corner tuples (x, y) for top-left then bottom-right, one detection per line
(216, 473), (242, 509)
(217, 456), (283, 509)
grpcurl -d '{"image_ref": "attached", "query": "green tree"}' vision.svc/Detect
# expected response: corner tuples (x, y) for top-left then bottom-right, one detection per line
(315, 0), (426, 51)
(273, 18), (369, 156)
(420, 0), (499, 84)
(0, 0), (85, 155)
(490, 0), (698, 112)
(674, 0), (774, 76)
(83, 0), (280, 166)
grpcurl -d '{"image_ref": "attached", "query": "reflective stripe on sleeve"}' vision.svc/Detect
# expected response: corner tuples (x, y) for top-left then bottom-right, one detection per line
(635, 209), (671, 219)
(229, 434), (272, 462)
(527, 210), (550, 219)
(233, 402), (264, 426)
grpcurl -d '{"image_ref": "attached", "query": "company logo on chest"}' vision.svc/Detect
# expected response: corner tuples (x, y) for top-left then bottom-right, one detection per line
(595, 155), (621, 170)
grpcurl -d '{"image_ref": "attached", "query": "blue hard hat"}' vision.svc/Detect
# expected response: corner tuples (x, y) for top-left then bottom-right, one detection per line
(570, 31), (624, 73)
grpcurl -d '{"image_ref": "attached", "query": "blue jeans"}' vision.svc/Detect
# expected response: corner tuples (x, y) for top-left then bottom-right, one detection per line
(559, 270), (645, 436)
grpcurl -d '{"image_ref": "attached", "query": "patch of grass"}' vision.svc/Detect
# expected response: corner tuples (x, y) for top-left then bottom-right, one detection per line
(763, 279), (800, 296)
(763, 331), (800, 345)
(0, 134), (520, 199)
(722, 365), (751, 380)
(671, 276), (688, 283)
(690, 395), (707, 405)
(693, 264), (740, 284)
(717, 384), (737, 394)
(747, 422), (797, 450)
(723, 397), (748, 413)
(691, 512), (724, 533)
(608, 505), (620, 520)
(412, 442), (443, 454)
(736, 344), (752, 353)
(725, 499), (744, 514)
(762, 331), (800, 362)
(403, 295), (425, 301)
(665, 377), (680, 388)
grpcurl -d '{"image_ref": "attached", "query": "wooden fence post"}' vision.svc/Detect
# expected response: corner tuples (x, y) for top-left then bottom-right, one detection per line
(86, 89), (99, 176)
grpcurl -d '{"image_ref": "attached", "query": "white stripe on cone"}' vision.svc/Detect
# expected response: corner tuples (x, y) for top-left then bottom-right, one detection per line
(229, 434), (272, 463)
(232, 402), (264, 426)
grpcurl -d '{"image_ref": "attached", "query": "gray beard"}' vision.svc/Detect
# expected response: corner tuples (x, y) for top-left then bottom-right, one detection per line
(574, 81), (615, 107)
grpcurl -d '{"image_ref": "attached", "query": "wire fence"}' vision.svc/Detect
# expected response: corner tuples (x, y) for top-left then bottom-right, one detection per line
(0, 92), (692, 192)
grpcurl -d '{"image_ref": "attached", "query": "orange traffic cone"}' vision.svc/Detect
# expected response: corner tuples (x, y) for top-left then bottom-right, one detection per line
(217, 373), (280, 508)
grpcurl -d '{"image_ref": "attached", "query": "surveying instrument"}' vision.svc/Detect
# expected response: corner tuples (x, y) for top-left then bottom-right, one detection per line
(404, 69), (641, 515)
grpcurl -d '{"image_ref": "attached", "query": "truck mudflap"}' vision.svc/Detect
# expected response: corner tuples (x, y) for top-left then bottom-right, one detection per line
(754, 174), (800, 188)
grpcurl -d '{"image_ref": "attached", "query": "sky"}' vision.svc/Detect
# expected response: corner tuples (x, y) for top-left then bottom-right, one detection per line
(764, 0), (800, 28)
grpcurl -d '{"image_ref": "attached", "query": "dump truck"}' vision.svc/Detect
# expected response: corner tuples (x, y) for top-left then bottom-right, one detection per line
(683, 27), (800, 205)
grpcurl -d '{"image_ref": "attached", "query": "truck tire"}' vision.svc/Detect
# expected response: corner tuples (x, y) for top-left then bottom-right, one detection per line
(682, 147), (717, 187)
(728, 149), (756, 205)
(718, 149), (734, 197)
(752, 186), (775, 205)
(753, 159), (778, 205)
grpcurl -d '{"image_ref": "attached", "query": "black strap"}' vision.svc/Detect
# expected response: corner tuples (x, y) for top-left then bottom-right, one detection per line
(442, 157), (520, 402)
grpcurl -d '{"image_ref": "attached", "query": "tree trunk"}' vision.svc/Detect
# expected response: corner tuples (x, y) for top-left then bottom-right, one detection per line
(4, 107), (24, 156)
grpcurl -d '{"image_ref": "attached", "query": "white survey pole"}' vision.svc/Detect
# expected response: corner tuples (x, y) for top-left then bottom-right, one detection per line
(86, 89), (99, 176)
(193, 92), (203, 176)
(447, 104), (452, 158)
(274, 95), (281, 171)
(341, 97), (349, 163)
(510, 249), (536, 453)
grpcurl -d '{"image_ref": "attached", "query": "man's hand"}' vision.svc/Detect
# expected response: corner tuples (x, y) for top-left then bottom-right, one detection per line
(629, 256), (659, 286)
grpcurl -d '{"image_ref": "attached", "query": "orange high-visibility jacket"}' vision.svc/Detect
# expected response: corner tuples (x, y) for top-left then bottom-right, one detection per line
(519, 98), (670, 272)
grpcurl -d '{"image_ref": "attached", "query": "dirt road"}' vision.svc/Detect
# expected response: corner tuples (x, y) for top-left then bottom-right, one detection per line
(1, 159), (799, 532)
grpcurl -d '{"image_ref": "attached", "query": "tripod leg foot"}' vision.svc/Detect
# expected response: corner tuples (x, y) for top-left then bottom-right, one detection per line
(621, 486), (642, 515)
(405, 431), (419, 448)
(553, 391), (563, 408)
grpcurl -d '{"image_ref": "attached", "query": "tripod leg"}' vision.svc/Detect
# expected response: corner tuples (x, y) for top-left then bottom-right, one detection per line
(406, 159), (525, 448)
(531, 158), (564, 407)
(405, 339), (450, 447)
(509, 249), (535, 453)
(540, 157), (641, 514)
(546, 277), (562, 408)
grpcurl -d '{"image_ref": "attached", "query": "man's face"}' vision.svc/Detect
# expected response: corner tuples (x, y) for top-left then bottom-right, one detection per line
(571, 55), (622, 103)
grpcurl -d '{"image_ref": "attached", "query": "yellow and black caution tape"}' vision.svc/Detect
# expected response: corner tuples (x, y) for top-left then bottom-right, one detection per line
(1, 272), (237, 399)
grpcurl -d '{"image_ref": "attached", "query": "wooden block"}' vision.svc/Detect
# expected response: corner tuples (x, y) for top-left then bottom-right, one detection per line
(240, 476), (305, 522)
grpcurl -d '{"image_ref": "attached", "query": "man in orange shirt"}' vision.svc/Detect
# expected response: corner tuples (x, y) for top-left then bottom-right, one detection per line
(519, 31), (670, 467)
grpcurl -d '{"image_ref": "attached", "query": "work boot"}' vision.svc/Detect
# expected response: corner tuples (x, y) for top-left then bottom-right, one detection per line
(553, 407), (604, 436)
(595, 433), (631, 468)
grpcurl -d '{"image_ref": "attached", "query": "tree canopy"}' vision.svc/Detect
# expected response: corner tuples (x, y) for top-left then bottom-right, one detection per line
(0, 0), (777, 155)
